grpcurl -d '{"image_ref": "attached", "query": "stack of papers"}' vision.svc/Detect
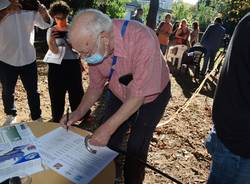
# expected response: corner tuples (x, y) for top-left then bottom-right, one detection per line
(0, 124), (44, 182)
(37, 127), (118, 184)
(0, 124), (118, 184)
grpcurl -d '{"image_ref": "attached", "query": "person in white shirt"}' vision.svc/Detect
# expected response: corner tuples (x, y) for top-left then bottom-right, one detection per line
(0, 0), (51, 125)
(46, 1), (91, 123)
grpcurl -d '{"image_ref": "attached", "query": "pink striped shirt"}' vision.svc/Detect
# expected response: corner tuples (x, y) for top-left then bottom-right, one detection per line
(88, 19), (170, 103)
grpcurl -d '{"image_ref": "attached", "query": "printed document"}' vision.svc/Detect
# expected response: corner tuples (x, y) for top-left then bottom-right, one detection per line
(37, 127), (118, 184)
(0, 124), (44, 182)
(43, 46), (66, 64)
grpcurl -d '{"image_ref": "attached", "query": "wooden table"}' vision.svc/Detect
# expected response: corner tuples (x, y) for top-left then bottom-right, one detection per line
(28, 122), (115, 184)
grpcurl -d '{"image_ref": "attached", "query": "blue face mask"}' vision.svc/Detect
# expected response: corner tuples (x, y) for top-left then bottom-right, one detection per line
(85, 53), (104, 65)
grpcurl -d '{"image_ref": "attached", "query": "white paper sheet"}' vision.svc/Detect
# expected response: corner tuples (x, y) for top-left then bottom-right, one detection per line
(0, 124), (44, 182)
(37, 127), (118, 184)
(43, 46), (66, 64)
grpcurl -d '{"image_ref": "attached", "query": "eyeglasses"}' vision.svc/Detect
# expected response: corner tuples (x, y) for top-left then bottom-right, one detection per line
(74, 35), (101, 59)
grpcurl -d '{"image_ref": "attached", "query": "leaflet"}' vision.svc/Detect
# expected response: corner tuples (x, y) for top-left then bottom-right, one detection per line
(0, 124), (44, 182)
(43, 46), (66, 64)
(37, 127), (118, 184)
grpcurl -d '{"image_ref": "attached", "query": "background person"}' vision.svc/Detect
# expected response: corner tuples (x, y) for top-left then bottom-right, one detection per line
(190, 21), (200, 47)
(60, 9), (171, 184)
(200, 17), (225, 75)
(46, 1), (88, 123)
(0, 0), (51, 125)
(156, 13), (173, 55)
(175, 19), (190, 46)
(168, 20), (180, 46)
(130, 8), (143, 23)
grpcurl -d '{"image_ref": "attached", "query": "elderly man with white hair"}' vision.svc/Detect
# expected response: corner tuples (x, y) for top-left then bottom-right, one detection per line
(60, 9), (171, 184)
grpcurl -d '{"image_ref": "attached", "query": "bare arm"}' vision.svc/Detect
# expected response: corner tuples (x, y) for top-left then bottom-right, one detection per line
(0, 2), (21, 22)
(60, 87), (103, 127)
(101, 96), (144, 134)
(47, 28), (59, 54)
(76, 88), (104, 119)
(37, 3), (50, 24)
(159, 24), (172, 37)
(90, 95), (145, 146)
(175, 29), (183, 39)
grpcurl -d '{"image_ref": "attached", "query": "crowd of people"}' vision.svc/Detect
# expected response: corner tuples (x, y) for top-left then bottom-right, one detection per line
(154, 12), (226, 76)
(0, 1), (249, 184)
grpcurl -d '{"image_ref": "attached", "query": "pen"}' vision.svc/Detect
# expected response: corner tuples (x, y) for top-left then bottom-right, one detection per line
(66, 107), (69, 131)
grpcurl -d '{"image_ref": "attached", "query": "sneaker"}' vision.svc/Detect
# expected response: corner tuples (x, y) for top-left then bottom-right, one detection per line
(33, 117), (43, 123)
(3, 115), (17, 125)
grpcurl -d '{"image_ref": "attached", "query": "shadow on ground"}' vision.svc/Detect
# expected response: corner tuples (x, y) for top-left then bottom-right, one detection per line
(167, 61), (217, 99)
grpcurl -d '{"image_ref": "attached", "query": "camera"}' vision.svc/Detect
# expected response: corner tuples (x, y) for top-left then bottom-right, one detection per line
(19, 0), (39, 11)
(54, 31), (68, 39)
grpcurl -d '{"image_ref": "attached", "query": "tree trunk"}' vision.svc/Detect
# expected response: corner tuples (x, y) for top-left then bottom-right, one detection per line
(146, 0), (159, 30)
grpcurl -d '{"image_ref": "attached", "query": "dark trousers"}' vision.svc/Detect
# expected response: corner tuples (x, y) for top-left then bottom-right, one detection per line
(48, 60), (84, 122)
(104, 82), (171, 184)
(0, 61), (41, 120)
(201, 49), (217, 74)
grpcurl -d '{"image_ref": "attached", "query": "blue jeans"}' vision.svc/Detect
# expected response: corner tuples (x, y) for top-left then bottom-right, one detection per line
(160, 44), (168, 55)
(206, 131), (250, 184)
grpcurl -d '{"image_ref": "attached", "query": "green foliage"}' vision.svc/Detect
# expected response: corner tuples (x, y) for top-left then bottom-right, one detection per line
(206, 0), (250, 34)
(171, 0), (250, 33)
(142, 4), (150, 23)
(172, 0), (217, 31)
(48, 0), (129, 18)
(94, 0), (130, 18)
(193, 1), (218, 31)
(172, 0), (193, 23)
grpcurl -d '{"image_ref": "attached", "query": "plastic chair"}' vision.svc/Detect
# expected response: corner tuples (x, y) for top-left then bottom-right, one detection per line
(167, 44), (188, 69)
(181, 45), (207, 78)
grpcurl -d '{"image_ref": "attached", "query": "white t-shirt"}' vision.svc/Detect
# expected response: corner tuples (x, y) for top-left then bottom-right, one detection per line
(0, 11), (51, 66)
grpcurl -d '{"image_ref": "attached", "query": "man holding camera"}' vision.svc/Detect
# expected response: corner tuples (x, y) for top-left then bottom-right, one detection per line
(0, 0), (51, 124)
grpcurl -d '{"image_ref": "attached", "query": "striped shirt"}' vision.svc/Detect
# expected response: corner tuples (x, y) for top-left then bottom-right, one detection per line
(88, 19), (170, 103)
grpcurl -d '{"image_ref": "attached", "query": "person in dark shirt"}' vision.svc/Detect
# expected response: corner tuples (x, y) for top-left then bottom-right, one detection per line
(131, 8), (143, 23)
(205, 12), (250, 184)
(200, 17), (225, 75)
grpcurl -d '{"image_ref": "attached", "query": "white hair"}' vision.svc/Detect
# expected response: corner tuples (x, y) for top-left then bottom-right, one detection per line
(72, 9), (113, 38)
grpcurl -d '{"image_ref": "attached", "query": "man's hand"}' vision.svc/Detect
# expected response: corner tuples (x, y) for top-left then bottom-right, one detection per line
(89, 124), (113, 146)
(60, 109), (84, 129)
(6, 1), (21, 14)
(37, 3), (50, 24)
(0, 1), (21, 22)
(38, 3), (46, 16)
(47, 27), (60, 54)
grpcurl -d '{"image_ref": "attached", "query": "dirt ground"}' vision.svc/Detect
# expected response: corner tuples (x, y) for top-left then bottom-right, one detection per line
(0, 59), (217, 184)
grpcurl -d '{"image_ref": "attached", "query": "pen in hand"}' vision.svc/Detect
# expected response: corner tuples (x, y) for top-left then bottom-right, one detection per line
(66, 107), (69, 131)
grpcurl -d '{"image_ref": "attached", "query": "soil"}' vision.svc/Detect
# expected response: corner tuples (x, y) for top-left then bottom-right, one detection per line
(0, 59), (218, 184)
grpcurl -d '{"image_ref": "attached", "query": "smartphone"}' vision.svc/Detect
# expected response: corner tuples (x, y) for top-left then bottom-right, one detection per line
(54, 31), (68, 39)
